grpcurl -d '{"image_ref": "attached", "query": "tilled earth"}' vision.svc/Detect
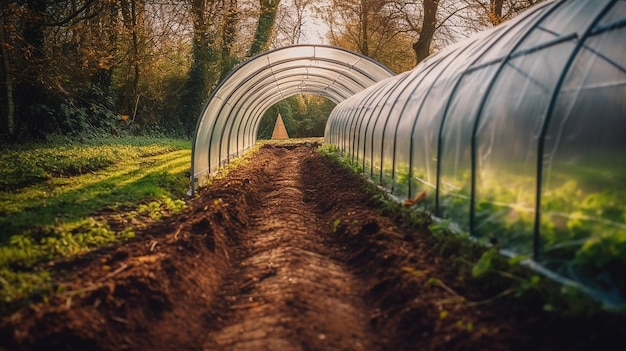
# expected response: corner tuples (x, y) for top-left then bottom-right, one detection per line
(1, 143), (624, 351)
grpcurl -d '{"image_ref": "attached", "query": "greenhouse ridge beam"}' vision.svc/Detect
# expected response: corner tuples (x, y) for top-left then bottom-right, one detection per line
(191, 45), (395, 192)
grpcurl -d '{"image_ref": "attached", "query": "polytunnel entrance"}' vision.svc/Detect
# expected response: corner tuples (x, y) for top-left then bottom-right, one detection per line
(191, 44), (395, 193)
(256, 95), (336, 140)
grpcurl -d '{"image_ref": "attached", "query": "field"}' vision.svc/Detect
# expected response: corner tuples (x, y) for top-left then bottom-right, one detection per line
(1, 139), (624, 350)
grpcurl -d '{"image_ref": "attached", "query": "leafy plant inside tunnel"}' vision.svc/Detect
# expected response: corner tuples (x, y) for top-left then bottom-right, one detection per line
(337, 135), (626, 305)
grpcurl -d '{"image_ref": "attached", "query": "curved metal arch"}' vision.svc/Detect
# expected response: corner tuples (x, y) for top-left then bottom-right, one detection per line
(219, 70), (364, 159)
(209, 60), (387, 164)
(238, 82), (350, 152)
(228, 73), (358, 156)
(210, 68), (361, 169)
(191, 44), (395, 191)
(240, 85), (348, 150)
(247, 84), (347, 136)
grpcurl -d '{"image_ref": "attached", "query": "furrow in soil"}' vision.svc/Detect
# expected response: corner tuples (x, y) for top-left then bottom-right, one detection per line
(204, 146), (374, 351)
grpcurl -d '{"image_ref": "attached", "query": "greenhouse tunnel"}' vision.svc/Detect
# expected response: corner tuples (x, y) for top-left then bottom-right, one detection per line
(325, 0), (626, 306)
(192, 0), (626, 307)
(191, 44), (395, 191)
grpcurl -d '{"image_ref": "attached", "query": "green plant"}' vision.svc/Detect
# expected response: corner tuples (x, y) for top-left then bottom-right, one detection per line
(319, 143), (618, 315)
(332, 218), (342, 232)
(574, 229), (626, 292)
(472, 248), (499, 278)
(429, 219), (454, 236)
(0, 268), (53, 309)
(137, 196), (187, 220)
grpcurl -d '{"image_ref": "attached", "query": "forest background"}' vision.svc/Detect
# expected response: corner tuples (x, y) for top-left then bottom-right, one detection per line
(0, 0), (543, 142)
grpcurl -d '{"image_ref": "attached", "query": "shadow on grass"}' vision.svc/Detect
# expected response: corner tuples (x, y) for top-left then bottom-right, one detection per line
(0, 150), (190, 243)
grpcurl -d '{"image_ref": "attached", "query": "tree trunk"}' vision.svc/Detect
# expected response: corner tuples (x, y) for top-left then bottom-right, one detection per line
(93, 2), (119, 90)
(360, 0), (369, 56)
(179, 0), (215, 134)
(489, 0), (504, 26)
(248, 0), (280, 57)
(130, 0), (140, 121)
(21, 0), (47, 138)
(412, 0), (439, 65)
(189, 0), (216, 83)
(120, 0), (142, 118)
(219, 0), (238, 81)
(0, 4), (14, 136)
(191, 0), (208, 63)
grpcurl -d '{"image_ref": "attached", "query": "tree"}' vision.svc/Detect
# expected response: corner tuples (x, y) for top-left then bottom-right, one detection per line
(1, 1), (124, 138)
(119, 0), (143, 121)
(15, 0), (48, 138)
(219, 0), (239, 81)
(413, 0), (439, 64)
(318, 0), (546, 70)
(293, 95), (335, 137)
(317, 0), (416, 72)
(0, 2), (15, 137)
(461, 0), (545, 28)
(248, 0), (281, 57)
(179, 0), (216, 134)
(489, 0), (504, 25)
(275, 0), (312, 45)
(319, 0), (377, 56)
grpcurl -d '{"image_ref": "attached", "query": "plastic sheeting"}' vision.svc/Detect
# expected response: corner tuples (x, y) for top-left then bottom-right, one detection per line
(191, 45), (395, 191)
(325, 0), (626, 305)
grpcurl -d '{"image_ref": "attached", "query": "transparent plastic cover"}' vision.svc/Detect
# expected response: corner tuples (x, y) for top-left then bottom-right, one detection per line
(325, 0), (626, 305)
(192, 44), (394, 187)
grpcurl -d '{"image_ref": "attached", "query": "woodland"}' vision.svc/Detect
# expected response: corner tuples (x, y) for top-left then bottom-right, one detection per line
(0, 0), (542, 142)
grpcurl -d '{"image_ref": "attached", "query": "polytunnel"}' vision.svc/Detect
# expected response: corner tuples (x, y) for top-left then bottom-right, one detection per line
(325, 0), (626, 306)
(191, 45), (395, 191)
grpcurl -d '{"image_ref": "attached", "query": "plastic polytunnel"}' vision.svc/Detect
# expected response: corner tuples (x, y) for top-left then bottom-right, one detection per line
(191, 44), (395, 191)
(325, 0), (626, 306)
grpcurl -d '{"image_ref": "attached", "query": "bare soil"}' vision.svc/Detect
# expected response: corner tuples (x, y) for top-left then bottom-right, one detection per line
(1, 143), (624, 351)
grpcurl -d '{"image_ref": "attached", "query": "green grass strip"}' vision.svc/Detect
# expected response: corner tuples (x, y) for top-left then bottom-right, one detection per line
(0, 136), (192, 312)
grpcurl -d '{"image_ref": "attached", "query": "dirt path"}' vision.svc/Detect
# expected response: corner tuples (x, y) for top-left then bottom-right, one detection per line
(204, 146), (374, 350)
(1, 143), (624, 351)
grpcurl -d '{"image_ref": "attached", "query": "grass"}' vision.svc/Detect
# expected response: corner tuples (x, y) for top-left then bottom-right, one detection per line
(0, 136), (192, 313)
(0, 136), (191, 239)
